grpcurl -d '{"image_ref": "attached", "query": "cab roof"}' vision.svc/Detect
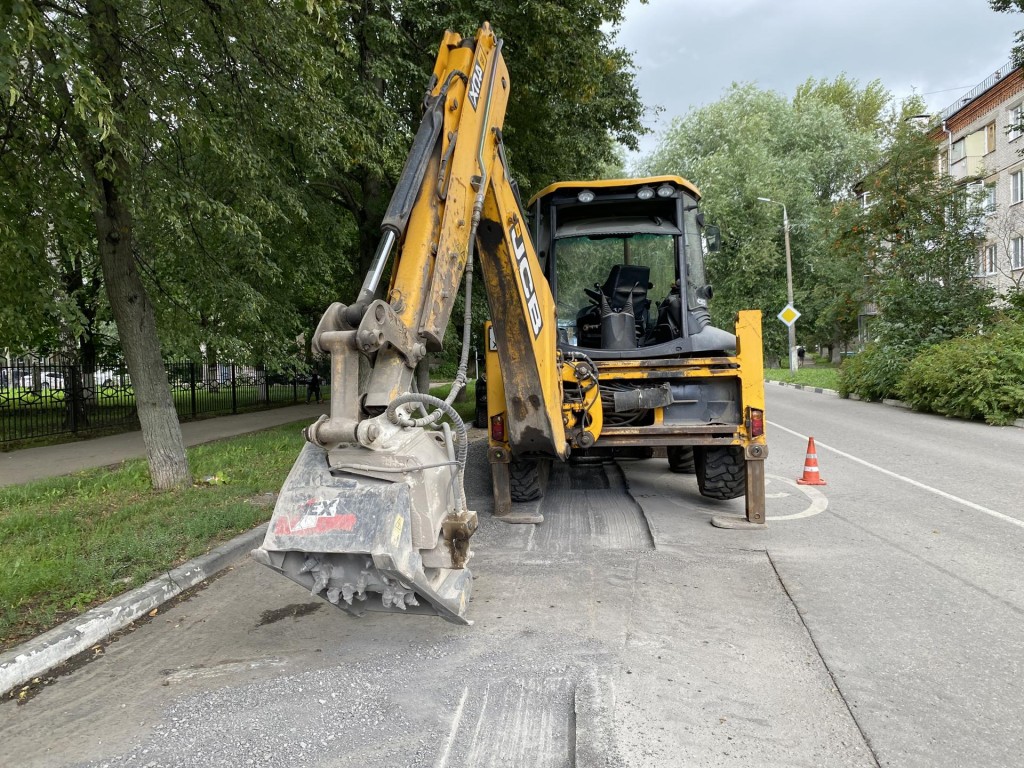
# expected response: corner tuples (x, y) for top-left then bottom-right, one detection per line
(528, 175), (702, 207)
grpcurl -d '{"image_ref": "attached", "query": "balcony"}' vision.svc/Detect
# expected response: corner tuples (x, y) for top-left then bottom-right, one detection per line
(949, 154), (985, 181)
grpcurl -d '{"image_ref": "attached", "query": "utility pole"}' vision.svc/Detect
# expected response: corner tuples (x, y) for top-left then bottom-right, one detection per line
(757, 197), (798, 373)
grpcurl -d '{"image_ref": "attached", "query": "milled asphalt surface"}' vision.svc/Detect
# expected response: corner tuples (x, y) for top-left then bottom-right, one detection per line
(2, 437), (874, 767)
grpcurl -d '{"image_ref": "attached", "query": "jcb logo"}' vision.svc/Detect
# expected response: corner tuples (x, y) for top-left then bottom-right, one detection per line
(510, 221), (543, 338)
(468, 63), (484, 110)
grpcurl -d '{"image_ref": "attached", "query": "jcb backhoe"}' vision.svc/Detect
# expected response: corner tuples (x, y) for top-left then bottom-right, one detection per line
(253, 24), (767, 624)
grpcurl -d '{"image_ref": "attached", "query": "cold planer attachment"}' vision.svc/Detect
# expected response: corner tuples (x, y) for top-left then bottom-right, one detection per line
(252, 413), (477, 625)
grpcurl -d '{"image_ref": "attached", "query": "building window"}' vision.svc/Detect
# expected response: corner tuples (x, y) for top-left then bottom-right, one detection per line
(1010, 103), (1024, 142)
(1013, 237), (1024, 271)
(950, 138), (966, 163)
(986, 122), (997, 153)
(970, 181), (997, 213)
(1013, 170), (1024, 205)
(938, 150), (949, 176)
(979, 244), (997, 275)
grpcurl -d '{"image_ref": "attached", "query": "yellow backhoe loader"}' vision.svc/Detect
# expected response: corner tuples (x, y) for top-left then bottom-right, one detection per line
(252, 23), (767, 624)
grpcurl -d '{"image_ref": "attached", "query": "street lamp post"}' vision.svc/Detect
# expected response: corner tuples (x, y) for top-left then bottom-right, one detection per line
(757, 197), (797, 373)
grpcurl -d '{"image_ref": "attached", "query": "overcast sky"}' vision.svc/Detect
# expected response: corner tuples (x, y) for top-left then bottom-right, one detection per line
(616, 0), (1019, 160)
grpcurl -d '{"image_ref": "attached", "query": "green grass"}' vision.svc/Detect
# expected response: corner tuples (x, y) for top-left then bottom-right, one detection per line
(0, 420), (310, 650)
(428, 379), (478, 425)
(763, 366), (841, 391)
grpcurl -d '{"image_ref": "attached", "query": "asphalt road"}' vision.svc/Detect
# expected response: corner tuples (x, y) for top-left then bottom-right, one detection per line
(756, 386), (1024, 768)
(2, 387), (1021, 767)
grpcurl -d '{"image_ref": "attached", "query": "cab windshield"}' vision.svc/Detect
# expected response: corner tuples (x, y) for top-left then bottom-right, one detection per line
(553, 233), (677, 326)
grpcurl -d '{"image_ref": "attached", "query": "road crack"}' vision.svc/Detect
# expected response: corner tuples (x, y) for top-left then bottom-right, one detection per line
(767, 550), (882, 768)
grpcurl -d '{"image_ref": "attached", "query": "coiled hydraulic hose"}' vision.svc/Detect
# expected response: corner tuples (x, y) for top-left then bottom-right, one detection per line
(385, 393), (469, 514)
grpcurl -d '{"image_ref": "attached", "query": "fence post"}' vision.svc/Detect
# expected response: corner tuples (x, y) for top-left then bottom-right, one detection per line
(69, 363), (79, 433)
(189, 361), (197, 418)
(262, 364), (270, 406)
(231, 363), (237, 414)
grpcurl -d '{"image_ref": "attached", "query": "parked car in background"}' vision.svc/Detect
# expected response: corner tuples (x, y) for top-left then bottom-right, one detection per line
(17, 371), (65, 390)
(93, 369), (129, 387)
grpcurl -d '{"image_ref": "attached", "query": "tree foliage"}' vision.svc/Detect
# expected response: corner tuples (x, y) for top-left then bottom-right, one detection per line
(1, 1), (644, 359)
(1, 1), (370, 365)
(840, 120), (994, 351)
(837, 123), (996, 402)
(899, 316), (1024, 425)
(0, 1), (645, 485)
(639, 78), (885, 361)
(325, 1), (646, 270)
(991, 0), (1024, 66)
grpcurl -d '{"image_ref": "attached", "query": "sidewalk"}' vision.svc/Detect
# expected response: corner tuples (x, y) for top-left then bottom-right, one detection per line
(0, 403), (328, 488)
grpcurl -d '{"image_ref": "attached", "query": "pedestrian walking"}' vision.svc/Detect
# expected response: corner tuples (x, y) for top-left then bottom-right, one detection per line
(306, 371), (323, 404)
(797, 346), (806, 366)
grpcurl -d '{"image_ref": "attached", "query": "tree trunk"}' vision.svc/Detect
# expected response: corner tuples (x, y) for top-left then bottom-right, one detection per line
(83, 0), (190, 489)
(93, 190), (190, 489)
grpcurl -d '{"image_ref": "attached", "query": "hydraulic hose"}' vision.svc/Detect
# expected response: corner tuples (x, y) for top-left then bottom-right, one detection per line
(385, 393), (469, 513)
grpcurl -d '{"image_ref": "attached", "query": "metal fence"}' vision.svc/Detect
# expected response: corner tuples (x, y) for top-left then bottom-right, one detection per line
(0, 357), (318, 445)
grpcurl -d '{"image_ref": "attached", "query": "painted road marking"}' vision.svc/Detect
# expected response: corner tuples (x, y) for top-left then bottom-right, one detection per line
(769, 421), (1024, 531)
(765, 474), (828, 521)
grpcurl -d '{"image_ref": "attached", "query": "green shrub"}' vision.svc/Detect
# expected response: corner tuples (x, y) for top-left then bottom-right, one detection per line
(837, 344), (909, 401)
(898, 321), (1024, 425)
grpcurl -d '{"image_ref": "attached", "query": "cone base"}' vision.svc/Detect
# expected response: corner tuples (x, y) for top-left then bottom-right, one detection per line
(796, 477), (827, 485)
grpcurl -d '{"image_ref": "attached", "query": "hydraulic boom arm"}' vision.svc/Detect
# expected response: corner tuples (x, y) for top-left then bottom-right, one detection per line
(253, 24), (566, 623)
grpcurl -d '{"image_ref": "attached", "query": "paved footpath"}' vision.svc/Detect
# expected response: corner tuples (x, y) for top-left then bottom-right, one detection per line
(0, 403), (329, 487)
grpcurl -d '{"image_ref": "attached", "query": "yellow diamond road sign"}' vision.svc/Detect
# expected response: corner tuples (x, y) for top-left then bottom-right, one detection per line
(778, 304), (801, 327)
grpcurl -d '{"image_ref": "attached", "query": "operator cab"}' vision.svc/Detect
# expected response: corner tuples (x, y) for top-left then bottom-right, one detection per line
(528, 176), (734, 360)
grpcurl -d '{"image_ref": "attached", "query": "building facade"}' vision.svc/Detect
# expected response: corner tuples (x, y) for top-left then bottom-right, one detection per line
(932, 60), (1024, 297)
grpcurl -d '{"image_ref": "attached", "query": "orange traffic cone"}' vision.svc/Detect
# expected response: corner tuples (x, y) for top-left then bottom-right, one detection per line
(796, 436), (827, 485)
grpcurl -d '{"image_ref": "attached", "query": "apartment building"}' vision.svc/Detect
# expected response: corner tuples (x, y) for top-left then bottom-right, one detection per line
(931, 60), (1024, 297)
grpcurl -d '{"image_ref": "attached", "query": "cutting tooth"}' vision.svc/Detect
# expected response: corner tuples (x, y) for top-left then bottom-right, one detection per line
(311, 562), (333, 594)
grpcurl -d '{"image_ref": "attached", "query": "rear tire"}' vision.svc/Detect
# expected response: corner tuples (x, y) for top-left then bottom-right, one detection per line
(509, 458), (547, 502)
(667, 446), (696, 474)
(695, 446), (746, 500)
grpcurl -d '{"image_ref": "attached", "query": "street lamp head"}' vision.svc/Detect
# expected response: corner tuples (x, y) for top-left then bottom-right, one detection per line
(756, 197), (773, 203)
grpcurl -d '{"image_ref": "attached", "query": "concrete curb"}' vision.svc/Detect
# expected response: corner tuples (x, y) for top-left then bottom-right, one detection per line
(882, 398), (912, 409)
(0, 523), (268, 696)
(763, 379), (840, 398)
